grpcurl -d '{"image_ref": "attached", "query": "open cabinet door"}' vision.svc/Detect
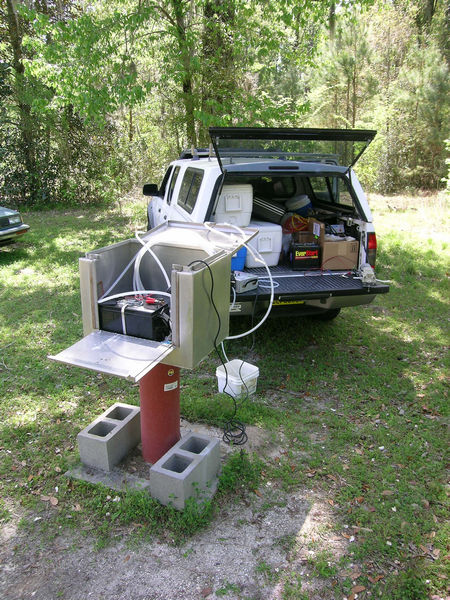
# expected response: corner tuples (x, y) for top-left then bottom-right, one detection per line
(49, 330), (175, 383)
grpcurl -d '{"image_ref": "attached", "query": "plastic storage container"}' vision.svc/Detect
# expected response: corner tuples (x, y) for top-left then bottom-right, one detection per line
(231, 246), (247, 271)
(285, 194), (312, 216)
(216, 359), (259, 398)
(213, 184), (253, 226)
(245, 220), (283, 268)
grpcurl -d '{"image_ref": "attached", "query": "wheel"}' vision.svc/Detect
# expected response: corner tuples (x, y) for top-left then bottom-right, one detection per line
(311, 308), (341, 321)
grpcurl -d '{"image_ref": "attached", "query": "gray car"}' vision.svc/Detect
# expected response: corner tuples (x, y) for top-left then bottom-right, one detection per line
(0, 206), (30, 245)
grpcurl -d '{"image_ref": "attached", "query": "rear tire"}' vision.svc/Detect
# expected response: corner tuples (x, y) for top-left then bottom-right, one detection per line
(311, 308), (341, 321)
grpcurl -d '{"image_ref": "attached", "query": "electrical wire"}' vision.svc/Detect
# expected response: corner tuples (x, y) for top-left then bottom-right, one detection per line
(204, 221), (276, 340)
(188, 258), (248, 446)
(230, 285), (237, 309)
(258, 278), (279, 288)
(98, 290), (171, 304)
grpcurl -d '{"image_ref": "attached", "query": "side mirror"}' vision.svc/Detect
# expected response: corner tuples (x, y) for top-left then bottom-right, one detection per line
(143, 183), (159, 196)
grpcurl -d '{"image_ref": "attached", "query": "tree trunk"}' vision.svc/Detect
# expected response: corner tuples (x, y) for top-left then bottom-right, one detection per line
(329, 2), (336, 44)
(199, 0), (235, 145)
(171, 0), (197, 147)
(6, 0), (38, 204)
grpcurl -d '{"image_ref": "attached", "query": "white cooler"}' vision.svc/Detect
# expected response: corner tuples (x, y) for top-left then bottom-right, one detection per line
(245, 220), (282, 268)
(213, 184), (253, 227)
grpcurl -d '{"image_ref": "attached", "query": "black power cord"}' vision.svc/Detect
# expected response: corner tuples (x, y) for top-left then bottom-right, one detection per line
(188, 259), (248, 445)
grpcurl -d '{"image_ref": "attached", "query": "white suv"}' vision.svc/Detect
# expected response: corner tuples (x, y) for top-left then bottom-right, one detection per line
(145, 127), (389, 320)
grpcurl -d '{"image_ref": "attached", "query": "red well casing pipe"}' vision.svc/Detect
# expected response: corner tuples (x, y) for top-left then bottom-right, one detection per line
(139, 364), (181, 464)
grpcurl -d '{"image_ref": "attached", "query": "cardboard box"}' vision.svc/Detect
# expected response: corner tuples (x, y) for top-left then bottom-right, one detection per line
(308, 218), (325, 245)
(321, 240), (359, 270)
(293, 218), (325, 245)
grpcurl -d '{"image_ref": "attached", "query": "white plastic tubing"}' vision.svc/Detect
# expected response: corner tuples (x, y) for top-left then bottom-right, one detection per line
(134, 231), (171, 291)
(97, 223), (274, 343)
(203, 222), (275, 340)
(98, 290), (171, 304)
(98, 231), (171, 302)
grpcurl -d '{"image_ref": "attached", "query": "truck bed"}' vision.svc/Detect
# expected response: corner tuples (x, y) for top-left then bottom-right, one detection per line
(237, 266), (389, 301)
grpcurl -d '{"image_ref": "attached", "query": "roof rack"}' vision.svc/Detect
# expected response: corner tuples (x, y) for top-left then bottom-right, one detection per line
(179, 148), (211, 160)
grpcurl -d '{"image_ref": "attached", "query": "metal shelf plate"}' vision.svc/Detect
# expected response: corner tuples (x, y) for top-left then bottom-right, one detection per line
(49, 330), (175, 382)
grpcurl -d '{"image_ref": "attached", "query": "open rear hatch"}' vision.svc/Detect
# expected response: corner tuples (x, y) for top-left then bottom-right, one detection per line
(209, 127), (376, 171)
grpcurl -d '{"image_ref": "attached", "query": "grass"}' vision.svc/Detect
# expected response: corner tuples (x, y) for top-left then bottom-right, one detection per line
(0, 192), (448, 597)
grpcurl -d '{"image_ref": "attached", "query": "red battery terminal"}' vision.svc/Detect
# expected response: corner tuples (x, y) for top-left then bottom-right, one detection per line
(144, 295), (164, 305)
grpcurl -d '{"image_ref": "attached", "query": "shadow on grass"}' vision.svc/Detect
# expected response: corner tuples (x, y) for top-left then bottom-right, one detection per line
(0, 207), (447, 598)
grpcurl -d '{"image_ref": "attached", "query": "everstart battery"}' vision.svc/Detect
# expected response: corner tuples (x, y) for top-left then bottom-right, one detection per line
(99, 297), (170, 341)
(290, 242), (321, 270)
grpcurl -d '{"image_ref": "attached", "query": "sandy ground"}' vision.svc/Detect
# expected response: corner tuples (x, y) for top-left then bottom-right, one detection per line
(0, 423), (316, 600)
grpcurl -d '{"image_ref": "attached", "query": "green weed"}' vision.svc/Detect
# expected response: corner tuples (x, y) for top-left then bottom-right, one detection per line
(255, 560), (279, 583)
(308, 550), (337, 578)
(216, 580), (241, 596)
(281, 573), (308, 600)
(218, 449), (263, 495)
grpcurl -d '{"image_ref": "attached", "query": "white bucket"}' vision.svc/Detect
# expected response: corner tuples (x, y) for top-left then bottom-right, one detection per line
(216, 359), (259, 398)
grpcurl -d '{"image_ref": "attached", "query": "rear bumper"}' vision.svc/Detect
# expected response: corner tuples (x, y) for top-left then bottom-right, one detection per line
(0, 223), (30, 244)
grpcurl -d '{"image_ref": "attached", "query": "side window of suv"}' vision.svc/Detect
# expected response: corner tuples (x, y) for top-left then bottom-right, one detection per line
(167, 166), (180, 205)
(159, 166), (173, 197)
(178, 168), (204, 214)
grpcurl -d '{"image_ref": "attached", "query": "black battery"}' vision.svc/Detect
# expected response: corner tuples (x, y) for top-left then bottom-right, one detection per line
(99, 298), (170, 341)
(290, 242), (321, 270)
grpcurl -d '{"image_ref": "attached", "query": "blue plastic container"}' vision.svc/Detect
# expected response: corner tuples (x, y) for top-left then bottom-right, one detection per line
(231, 246), (247, 271)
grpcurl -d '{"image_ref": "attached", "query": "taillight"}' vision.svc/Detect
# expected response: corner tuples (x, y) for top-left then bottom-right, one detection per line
(367, 232), (377, 268)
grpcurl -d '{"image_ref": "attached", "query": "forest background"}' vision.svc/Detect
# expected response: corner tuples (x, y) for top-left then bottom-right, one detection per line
(0, 0), (448, 209)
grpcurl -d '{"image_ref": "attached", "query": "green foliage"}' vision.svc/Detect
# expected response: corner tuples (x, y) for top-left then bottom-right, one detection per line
(0, 0), (448, 204)
(218, 450), (263, 494)
(385, 568), (429, 600)
(255, 559), (279, 583)
(215, 580), (241, 596)
(308, 550), (337, 578)
(281, 573), (308, 600)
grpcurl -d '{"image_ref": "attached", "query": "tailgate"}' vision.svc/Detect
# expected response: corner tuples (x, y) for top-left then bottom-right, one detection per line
(239, 267), (389, 302)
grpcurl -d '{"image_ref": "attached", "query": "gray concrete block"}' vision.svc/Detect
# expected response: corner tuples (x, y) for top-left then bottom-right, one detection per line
(149, 433), (220, 510)
(174, 433), (220, 486)
(77, 403), (140, 471)
(149, 451), (204, 510)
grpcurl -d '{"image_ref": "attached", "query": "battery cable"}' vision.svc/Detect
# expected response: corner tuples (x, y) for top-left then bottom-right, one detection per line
(188, 258), (248, 446)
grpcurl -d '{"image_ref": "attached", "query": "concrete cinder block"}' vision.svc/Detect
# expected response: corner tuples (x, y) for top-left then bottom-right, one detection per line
(149, 433), (220, 510)
(174, 433), (220, 485)
(149, 451), (204, 510)
(77, 403), (140, 471)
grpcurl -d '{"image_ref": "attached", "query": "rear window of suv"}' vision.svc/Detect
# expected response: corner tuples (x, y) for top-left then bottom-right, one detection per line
(309, 176), (354, 207)
(178, 168), (204, 214)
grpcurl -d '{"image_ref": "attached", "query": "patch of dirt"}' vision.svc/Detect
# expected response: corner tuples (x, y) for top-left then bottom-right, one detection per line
(0, 422), (358, 600)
